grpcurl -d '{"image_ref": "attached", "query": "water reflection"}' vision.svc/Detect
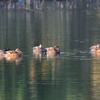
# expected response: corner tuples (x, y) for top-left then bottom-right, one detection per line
(29, 55), (61, 100)
(29, 54), (93, 100)
(90, 56), (100, 100)
(33, 52), (44, 58)
(46, 53), (60, 59)
(5, 56), (22, 63)
(90, 44), (100, 99)
(0, 56), (22, 64)
(90, 52), (100, 58)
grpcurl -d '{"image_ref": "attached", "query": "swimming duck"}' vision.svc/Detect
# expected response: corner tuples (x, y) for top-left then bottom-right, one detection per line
(33, 44), (45, 53)
(4, 48), (22, 58)
(45, 45), (60, 57)
(90, 44), (100, 52)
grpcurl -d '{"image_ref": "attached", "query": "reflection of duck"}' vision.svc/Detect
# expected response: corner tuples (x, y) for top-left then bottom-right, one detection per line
(45, 46), (60, 57)
(33, 51), (44, 58)
(4, 48), (22, 58)
(5, 56), (22, 63)
(33, 44), (45, 53)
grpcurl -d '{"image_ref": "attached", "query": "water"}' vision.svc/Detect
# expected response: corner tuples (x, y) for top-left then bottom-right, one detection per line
(0, 1), (100, 100)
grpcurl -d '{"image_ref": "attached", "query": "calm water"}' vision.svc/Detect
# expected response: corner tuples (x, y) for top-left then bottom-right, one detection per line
(0, 1), (100, 100)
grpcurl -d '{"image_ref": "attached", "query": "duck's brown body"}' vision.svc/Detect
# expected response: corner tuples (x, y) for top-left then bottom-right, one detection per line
(95, 48), (100, 53)
(5, 48), (22, 57)
(0, 48), (22, 63)
(45, 46), (60, 57)
(33, 44), (44, 53)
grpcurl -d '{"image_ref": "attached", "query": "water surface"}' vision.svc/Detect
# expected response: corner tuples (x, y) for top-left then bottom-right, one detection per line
(0, 1), (100, 100)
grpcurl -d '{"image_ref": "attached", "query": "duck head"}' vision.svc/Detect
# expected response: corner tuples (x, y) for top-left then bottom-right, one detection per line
(39, 44), (43, 48)
(96, 44), (100, 48)
(15, 48), (23, 55)
(54, 46), (60, 54)
(90, 44), (100, 49)
(39, 44), (44, 51)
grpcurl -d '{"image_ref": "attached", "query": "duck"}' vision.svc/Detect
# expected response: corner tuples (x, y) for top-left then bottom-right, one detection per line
(90, 44), (100, 52)
(45, 45), (60, 57)
(4, 48), (22, 58)
(33, 44), (45, 53)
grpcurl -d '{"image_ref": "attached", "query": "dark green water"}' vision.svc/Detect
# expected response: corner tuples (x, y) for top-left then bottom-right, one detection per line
(0, 3), (100, 100)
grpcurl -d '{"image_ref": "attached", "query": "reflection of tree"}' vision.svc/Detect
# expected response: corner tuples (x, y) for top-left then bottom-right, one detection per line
(91, 58), (100, 100)
(0, 64), (5, 100)
(28, 60), (38, 99)
(29, 57), (93, 100)
(89, 12), (100, 45)
(38, 9), (67, 51)
(0, 61), (27, 100)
